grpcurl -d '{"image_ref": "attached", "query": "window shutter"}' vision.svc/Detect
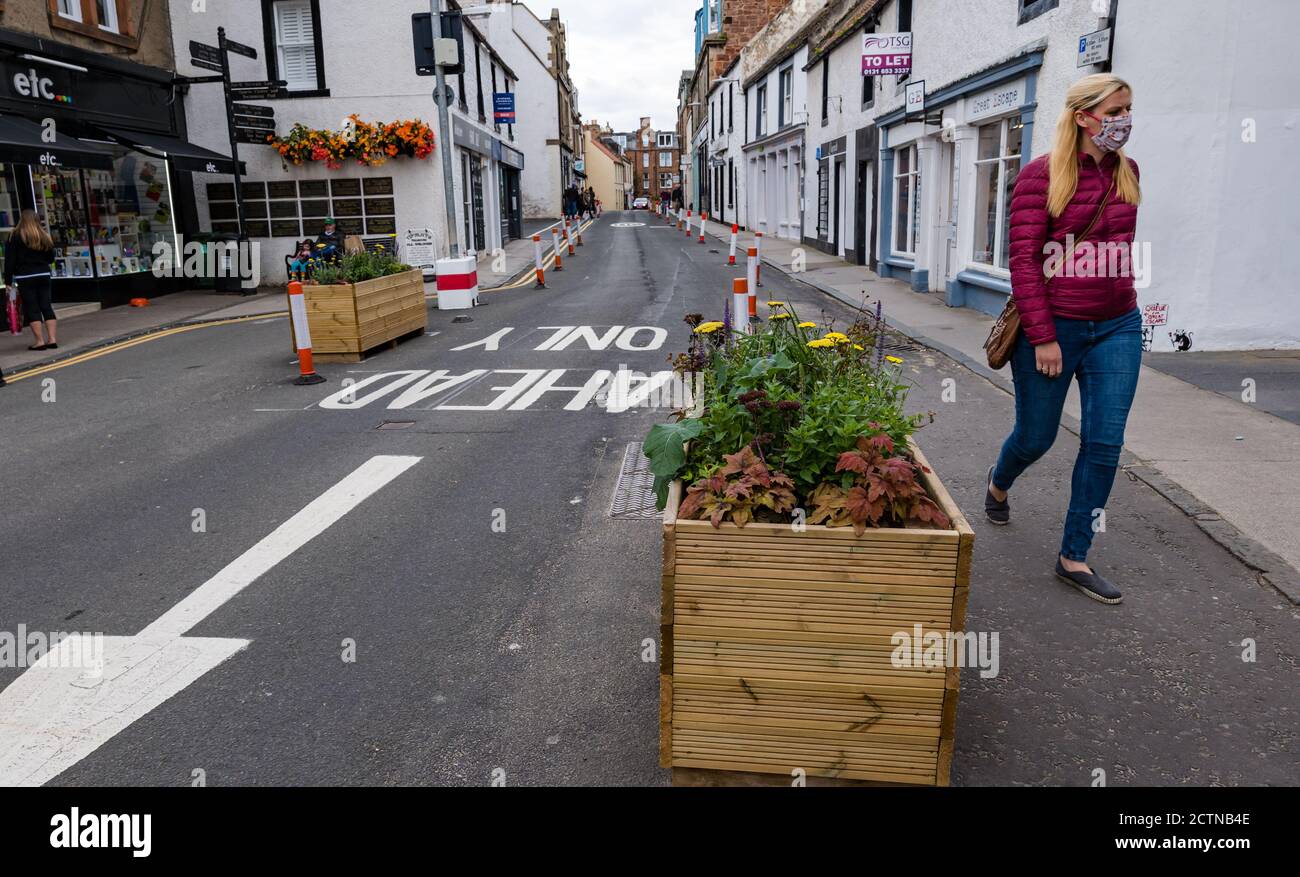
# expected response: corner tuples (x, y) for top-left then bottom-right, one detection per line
(276, 1), (318, 92)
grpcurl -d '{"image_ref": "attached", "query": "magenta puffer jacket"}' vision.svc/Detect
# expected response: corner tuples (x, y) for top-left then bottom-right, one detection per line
(1008, 151), (1140, 345)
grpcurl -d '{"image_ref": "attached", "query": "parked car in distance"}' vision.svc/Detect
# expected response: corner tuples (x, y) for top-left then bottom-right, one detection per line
(632, 197), (650, 209)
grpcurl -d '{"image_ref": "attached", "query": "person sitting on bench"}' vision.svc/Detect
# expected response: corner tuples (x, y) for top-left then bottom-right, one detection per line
(287, 238), (315, 281)
(314, 218), (342, 262)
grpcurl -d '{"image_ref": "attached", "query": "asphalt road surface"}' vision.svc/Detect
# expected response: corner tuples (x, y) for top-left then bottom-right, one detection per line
(1, 211), (1295, 786)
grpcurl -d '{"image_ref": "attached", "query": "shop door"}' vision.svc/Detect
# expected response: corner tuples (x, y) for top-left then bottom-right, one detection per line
(498, 170), (510, 245)
(833, 159), (844, 254)
(470, 160), (486, 253)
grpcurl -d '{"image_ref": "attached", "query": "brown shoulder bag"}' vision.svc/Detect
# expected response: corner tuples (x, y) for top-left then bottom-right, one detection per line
(983, 181), (1115, 369)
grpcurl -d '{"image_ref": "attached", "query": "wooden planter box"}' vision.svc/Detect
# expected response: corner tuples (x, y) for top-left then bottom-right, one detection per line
(300, 269), (427, 362)
(659, 442), (974, 786)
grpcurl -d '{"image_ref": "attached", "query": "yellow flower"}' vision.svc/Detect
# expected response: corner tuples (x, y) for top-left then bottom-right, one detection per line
(766, 300), (786, 307)
(886, 355), (904, 364)
(807, 338), (834, 348)
(823, 332), (849, 343)
(694, 321), (725, 334)
(769, 313), (791, 320)
(797, 321), (816, 329)
(853, 344), (865, 351)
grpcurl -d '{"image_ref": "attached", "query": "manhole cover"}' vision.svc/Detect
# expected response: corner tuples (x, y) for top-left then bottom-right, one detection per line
(609, 442), (662, 520)
(376, 420), (416, 430)
(610, 222), (646, 228)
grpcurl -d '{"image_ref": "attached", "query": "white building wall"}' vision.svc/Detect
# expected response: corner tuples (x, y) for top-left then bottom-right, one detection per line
(743, 45), (810, 242)
(1114, 0), (1300, 350)
(170, 0), (542, 283)
(489, 2), (562, 218)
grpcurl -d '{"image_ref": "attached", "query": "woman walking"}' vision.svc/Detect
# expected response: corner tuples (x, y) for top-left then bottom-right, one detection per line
(4, 210), (58, 352)
(985, 73), (1142, 605)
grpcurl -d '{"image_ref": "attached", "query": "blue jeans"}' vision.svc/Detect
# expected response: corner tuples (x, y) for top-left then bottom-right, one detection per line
(992, 307), (1142, 562)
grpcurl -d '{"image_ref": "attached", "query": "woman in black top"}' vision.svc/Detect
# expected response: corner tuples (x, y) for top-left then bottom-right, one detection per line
(4, 210), (57, 351)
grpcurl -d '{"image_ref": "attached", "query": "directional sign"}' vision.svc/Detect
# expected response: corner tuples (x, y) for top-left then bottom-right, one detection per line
(0, 455), (422, 787)
(232, 88), (282, 101)
(235, 128), (273, 145)
(225, 39), (258, 59)
(190, 40), (221, 63)
(235, 116), (276, 132)
(231, 102), (274, 118)
(231, 79), (286, 91)
(190, 58), (225, 74)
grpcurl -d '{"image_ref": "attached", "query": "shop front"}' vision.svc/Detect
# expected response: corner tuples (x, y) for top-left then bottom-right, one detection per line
(0, 28), (234, 308)
(494, 139), (523, 243)
(875, 48), (1044, 314)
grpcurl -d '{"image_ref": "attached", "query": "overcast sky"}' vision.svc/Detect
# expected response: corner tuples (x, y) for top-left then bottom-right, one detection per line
(539, 0), (700, 134)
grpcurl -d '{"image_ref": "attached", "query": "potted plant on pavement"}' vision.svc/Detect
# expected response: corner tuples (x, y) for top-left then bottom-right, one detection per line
(299, 248), (425, 362)
(645, 301), (974, 786)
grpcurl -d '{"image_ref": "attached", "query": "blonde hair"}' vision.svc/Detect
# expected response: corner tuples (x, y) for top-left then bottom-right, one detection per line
(1047, 73), (1141, 217)
(15, 210), (53, 250)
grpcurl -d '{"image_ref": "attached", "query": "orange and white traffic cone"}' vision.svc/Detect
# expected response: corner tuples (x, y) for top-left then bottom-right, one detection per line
(727, 224), (738, 265)
(551, 227), (564, 271)
(746, 247), (759, 323)
(532, 234), (546, 289)
(566, 223), (576, 257)
(287, 281), (325, 385)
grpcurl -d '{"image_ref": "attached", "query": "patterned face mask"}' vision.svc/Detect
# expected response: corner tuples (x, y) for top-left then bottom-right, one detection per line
(1082, 110), (1132, 152)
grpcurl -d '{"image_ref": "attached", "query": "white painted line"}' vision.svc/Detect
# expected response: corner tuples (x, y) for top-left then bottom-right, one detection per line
(0, 455), (421, 787)
(140, 455), (421, 641)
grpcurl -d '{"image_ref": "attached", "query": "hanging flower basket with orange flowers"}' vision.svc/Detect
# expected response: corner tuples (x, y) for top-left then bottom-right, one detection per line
(267, 115), (436, 170)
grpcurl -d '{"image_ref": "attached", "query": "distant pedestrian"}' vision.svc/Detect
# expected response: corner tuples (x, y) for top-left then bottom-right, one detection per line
(985, 72), (1142, 605)
(4, 210), (57, 352)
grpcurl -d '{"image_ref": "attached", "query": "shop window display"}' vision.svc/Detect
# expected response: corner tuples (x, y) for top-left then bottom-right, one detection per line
(86, 149), (175, 277)
(34, 167), (94, 279)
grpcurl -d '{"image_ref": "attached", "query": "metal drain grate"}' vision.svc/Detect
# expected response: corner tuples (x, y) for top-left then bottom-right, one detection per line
(609, 442), (662, 520)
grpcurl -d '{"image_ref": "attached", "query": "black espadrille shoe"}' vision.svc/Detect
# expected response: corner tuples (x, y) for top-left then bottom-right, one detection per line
(984, 466), (1009, 525)
(1055, 559), (1123, 604)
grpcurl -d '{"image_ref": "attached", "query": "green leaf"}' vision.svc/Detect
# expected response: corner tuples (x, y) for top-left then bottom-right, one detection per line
(643, 419), (705, 480)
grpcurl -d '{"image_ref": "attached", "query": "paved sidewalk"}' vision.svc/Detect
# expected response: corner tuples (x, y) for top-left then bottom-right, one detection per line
(474, 216), (586, 288)
(692, 214), (1300, 599)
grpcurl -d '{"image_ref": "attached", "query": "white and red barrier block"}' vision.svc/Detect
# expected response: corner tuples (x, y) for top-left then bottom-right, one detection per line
(732, 277), (749, 335)
(728, 224), (738, 265)
(436, 255), (478, 310)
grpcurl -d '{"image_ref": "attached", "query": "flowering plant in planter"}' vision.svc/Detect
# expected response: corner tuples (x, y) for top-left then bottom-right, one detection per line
(644, 300), (948, 530)
(307, 249), (412, 285)
(269, 115), (435, 169)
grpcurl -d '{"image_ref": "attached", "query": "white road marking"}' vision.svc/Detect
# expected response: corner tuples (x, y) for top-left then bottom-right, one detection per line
(0, 455), (421, 787)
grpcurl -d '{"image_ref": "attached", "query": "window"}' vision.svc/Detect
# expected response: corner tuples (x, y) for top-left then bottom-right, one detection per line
(659, 152), (672, 168)
(821, 59), (830, 123)
(893, 143), (921, 255)
(897, 0), (912, 83)
(643, 153), (650, 168)
(1017, 0), (1060, 25)
(474, 38), (485, 120)
(728, 158), (734, 208)
(708, 0), (722, 33)
(862, 23), (876, 108)
(779, 68), (792, 128)
(971, 115), (1024, 270)
(96, 0), (119, 32)
(728, 83), (734, 131)
(756, 85), (767, 137)
(491, 63), (500, 133)
(57, 0), (83, 22)
(270, 0), (322, 93)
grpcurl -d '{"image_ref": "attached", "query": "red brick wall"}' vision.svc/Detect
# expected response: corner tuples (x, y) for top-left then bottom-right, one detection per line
(714, 0), (792, 76)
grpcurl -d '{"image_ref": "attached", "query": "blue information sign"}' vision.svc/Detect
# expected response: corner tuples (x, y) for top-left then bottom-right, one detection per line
(493, 92), (516, 123)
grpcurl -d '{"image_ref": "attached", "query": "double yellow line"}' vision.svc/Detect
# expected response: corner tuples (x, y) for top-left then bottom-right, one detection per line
(4, 218), (598, 383)
(4, 312), (287, 383)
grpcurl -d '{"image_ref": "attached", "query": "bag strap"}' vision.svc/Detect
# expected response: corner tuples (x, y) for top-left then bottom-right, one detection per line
(1046, 180), (1115, 280)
